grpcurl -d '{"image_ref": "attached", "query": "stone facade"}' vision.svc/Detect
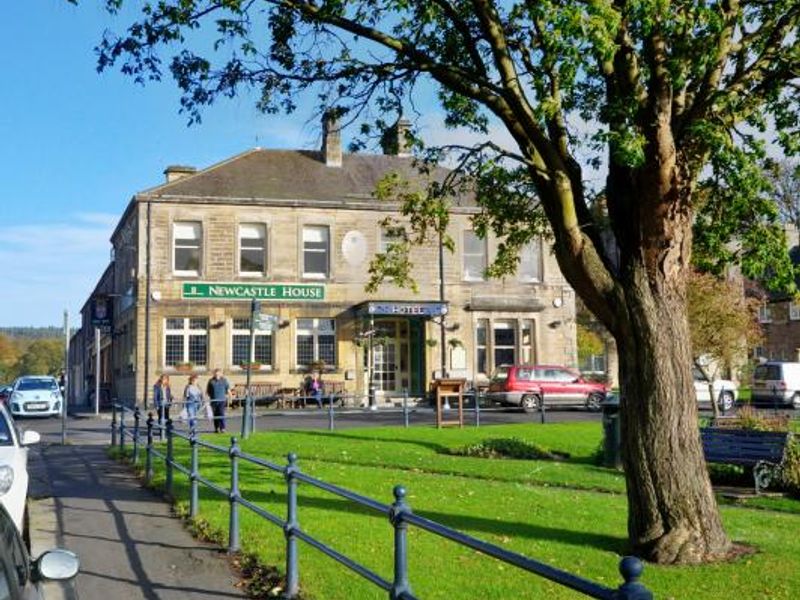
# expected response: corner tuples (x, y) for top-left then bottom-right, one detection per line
(72, 137), (577, 407)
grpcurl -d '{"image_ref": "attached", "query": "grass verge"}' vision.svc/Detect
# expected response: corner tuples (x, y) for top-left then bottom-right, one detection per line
(122, 422), (800, 599)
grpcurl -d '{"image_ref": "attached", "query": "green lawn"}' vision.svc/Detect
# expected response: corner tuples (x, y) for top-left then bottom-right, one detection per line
(132, 423), (800, 599)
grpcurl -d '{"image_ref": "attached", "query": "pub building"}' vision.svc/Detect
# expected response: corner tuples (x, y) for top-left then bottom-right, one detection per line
(68, 116), (576, 408)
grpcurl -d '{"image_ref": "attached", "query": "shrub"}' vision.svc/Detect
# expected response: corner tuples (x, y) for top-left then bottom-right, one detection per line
(780, 438), (800, 498)
(449, 437), (569, 461)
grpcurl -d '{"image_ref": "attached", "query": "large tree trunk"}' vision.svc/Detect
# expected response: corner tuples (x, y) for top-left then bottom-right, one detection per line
(617, 270), (732, 564)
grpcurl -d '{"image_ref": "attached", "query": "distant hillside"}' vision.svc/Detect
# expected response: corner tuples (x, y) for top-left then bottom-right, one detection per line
(0, 327), (62, 340)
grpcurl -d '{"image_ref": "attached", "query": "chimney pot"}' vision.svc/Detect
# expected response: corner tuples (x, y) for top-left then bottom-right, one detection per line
(382, 118), (412, 157)
(322, 111), (342, 167)
(164, 165), (197, 183)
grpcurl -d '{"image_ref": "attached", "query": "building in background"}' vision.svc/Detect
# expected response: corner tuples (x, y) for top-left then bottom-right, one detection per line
(71, 116), (576, 407)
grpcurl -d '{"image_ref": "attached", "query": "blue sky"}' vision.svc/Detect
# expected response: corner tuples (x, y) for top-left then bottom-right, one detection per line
(0, 2), (518, 328)
(0, 2), (355, 327)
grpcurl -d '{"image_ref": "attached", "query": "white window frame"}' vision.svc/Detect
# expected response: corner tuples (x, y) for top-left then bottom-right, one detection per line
(173, 221), (202, 276)
(379, 226), (407, 253)
(492, 320), (517, 367)
(230, 318), (273, 370)
(518, 239), (543, 282)
(295, 318), (336, 369)
(302, 225), (330, 279)
(790, 302), (800, 321)
(462, 230), (487, 281)
(239, 223), (267, 277)
(758, 304), (772, 323)
(475, 319), (489, 377)
(164, 317), (208, 368)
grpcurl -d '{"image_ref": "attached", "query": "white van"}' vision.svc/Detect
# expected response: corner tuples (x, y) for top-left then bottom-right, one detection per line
(751, 362), (800, 408)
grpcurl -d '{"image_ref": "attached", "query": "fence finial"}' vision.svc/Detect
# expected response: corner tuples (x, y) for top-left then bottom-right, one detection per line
(616, 556), (652, 599)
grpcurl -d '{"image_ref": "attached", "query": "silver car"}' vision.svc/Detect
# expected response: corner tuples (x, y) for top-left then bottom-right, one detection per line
(8, 377), (62, 418)
(0, 501), (79, 598)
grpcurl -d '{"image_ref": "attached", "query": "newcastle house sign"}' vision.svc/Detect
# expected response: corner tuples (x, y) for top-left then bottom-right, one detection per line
(183, 282), (325, 301)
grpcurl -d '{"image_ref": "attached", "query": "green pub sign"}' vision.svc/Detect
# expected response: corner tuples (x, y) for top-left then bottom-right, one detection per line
(183, 282), (325, 301)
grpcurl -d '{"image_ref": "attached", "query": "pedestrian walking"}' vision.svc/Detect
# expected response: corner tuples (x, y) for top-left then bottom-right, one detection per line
(206, 369), (231, 433)
(308, 371), (324, 408)
(183, 374), (203, 432)
(153, 374), (174, 426)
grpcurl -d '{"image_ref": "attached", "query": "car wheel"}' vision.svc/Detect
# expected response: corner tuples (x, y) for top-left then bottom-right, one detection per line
(792, 393), (800, 410)
(717, 391), (735, 412)
(586, 393), (604, 412)
(520, 394), (541, 413)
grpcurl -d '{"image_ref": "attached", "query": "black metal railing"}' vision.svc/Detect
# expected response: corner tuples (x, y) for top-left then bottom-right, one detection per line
(111, 403), (652, 599)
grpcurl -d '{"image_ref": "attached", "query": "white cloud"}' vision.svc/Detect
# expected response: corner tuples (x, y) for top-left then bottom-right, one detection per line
(0, 214), (116, 327)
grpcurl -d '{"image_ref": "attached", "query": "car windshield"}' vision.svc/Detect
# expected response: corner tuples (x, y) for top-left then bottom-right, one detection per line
(17, 379), (57, 391)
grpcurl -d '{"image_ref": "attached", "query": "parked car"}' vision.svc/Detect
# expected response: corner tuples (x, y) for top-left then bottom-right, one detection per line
(0, 403), (40, 532)
(0, 501), (79, 599)
(0, 386), (12, 406)
(486, 365), (609, 412)
(8, 377), (62, 418)
(751, 361), (800, 408)
(692, 368), (737, 412)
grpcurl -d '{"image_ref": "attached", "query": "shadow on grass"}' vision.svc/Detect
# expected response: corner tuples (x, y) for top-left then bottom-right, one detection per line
(185, 484), (626, 555)
(244, 429), (604, 469)
(272, 429), (450, 454)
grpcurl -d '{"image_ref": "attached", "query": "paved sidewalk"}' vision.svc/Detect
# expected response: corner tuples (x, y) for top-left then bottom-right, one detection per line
(27, 442), (247, 600)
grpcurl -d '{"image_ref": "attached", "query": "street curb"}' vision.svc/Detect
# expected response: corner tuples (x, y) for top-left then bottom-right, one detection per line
(27, 445), (79, 600)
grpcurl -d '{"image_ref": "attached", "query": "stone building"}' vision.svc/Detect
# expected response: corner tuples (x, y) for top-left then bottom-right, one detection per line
(71, 117), (577, 407)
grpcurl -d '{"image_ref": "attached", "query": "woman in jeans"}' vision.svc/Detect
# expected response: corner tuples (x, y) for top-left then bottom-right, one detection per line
(183, 374), (203, 432)
(153, 374), (173, 426)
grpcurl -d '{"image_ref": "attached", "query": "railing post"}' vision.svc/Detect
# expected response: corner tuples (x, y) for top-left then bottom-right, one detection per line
(228, 437), (241, 554)
(132, 407), (141, 464)
(474, 388), (481, 428)
(111, 403), (117, 447)
(389, 485), (413, 600)
(284, 453), (300, 598)
(190, 429), (199, 518)
(403, 390), (409, 428)
(540, 393), (546, 424)
(119, 407), (127, 453)
(145, 412), (154, 484)
(165, 418), (174, 498)
(328, 395), (335, 431)
(240, 392), (250, 440)
(614, 556), (653, 599)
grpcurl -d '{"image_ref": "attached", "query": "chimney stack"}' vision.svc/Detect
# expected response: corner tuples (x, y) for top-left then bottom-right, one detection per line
(381, 118), (413, 157)
(164, 165), (197, 183)
(322, 111), (342, 167)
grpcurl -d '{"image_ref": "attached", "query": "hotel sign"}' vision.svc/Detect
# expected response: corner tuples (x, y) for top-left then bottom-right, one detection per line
(366, 302), (448, 317)
(183, 283), (325, 301)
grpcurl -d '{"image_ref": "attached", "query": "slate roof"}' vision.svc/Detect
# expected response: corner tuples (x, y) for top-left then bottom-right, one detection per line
(139, 148), (473, 207)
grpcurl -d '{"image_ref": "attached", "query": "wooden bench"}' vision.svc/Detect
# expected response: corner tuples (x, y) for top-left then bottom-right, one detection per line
(231, 382), (281, 407)
(295, 381), (346, 408)
(700, 427), (791, 493)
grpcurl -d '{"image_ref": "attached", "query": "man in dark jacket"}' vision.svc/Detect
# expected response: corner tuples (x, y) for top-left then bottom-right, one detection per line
(206, 369), (230, 433)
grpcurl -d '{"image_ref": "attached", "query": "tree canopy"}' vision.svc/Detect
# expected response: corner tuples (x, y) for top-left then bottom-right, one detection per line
(91, 0), (800, 566)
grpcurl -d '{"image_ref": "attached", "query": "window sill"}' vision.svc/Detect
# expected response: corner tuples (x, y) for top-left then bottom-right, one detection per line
(290, 367), (341, 375)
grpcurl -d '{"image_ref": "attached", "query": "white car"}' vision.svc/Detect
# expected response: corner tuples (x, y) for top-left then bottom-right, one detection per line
(693, 368), (738, 412)
(9, 376), (63, 418)
(0, 403), (40, 532)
